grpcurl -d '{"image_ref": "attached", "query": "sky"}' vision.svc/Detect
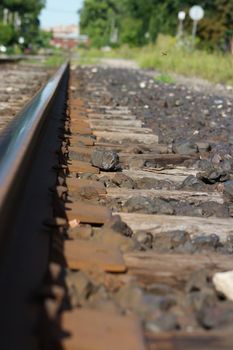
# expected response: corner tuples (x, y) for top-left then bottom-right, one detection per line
(39, 0), (84, 28)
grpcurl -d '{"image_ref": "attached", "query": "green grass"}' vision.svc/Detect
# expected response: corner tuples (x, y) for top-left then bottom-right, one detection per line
(75, 35), (233, 86)
(74, 48), (103, 65)
(136, 34), (233, 86)
(73, 46), (137, 65)
(43, 53), (66, 67)
(21, 51), (66, 68)
(155, 73), (175, 84)
(136, 44), (233, 85)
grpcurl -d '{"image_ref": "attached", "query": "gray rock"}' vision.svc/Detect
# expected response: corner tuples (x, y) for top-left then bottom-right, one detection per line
(219, 160), (232, 172)
(225, 235), (233, 254)
(125, 145), (146, 154)
(200, 202), (229, 218)
(153, 233), (173, 250)
(98, 176), (116, 188)
(154, 199), (174, 215)
(145, 313), (179, 332)
(153, 230), (190, 251)
(196, 142), (211, 152)
(181, 175), (204, 190)
(186, 269), (210, 293)
(224, 180), (233, 200)
(172, 140), (198, 155)
(114, 284), (145, 314)
(123, 196), (154, 213)
(65, 271), (93, 307)
(94, 228), (137, 253)
(78, 173), (99, 181)
(197, 169), (229, 184)
(211, 144), (233, 159)
(123, 196), (174, 215)
(196, 159), (213, 171)
(102, 215), (133, 237)
(135, 178), (161, 190)
(211, 153), (222, 165)
(187, 289), (216, 314)
(112, 173), (135, 189)
(146, 283), (175, 295)
(192, 234), (220, 251)
(173, 202), (203, 217)
(144, 294), (176, 311)
(197, 300), (233, 329)
(91, 149), (119, 171)
(135, 177), (174, 190)
(228, 205), (233, 217)
(135, 232), (153, 250)
(170, 230), (190, 248)
(177, 240), (196, 253)
(229, 135), (233, 145)
(129, 158), (145, 169)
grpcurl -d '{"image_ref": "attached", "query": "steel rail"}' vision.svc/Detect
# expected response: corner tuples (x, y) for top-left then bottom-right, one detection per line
(0, 55), (23, 63)
(0, 61), (69, 243)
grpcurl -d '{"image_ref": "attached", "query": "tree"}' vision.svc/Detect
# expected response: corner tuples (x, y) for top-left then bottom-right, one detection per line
(2, 0), (45, 15)
(80, 0), (120, 47)
(0, 22), (14, 45)
(79, 0), (233, 50)
(0, 0), (45, 48)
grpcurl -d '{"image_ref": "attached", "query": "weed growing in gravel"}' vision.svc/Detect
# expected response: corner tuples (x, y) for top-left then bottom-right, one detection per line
(44, 54), (65, 67)
(155, 74), (175, 84)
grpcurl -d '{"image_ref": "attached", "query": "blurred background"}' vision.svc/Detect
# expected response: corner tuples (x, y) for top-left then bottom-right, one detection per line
(0, 0), (232, 83)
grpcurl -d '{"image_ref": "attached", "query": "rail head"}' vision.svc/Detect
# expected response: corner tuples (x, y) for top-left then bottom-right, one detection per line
(0, 55), (23, 64)
(0, 62), (69, 236)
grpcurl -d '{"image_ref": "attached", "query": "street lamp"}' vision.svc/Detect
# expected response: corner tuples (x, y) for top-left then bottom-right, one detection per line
(177, 11), (186, 38)
(189, 5), (204, 47)
(18, 37), (25, 45)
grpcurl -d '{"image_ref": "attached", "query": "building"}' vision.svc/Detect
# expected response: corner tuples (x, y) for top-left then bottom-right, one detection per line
(50, 24), (80, 50)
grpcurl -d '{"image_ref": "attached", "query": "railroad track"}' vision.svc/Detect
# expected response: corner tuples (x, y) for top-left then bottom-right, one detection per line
(0, 55), (23, 64)
(0, 62), (233, 349)
(0, 62), (52, 133)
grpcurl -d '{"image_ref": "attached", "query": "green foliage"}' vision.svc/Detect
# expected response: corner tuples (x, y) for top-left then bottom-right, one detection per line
(120, 18), (143, 46)
(80, 0), (119, 47)
(0, 0), (45, 50)
(198, 0), (233, 50)
(80, 0), (233, 50)
(2, 0), (45, 14)
(36, 30), (52, 48)
(0, 22), (14, 45)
